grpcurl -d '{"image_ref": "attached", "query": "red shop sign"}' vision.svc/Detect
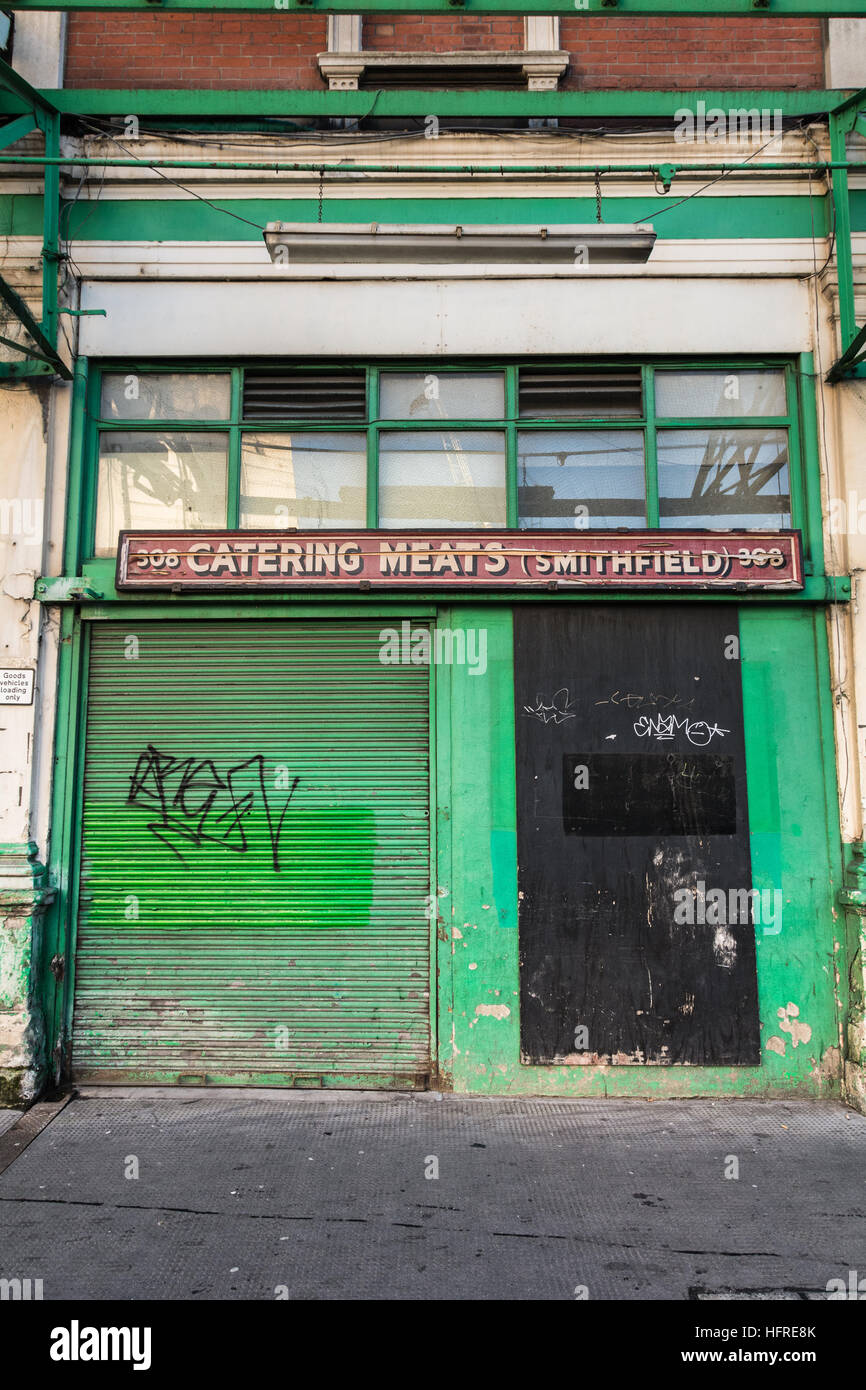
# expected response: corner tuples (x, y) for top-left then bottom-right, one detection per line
(116, 529), (804, 592)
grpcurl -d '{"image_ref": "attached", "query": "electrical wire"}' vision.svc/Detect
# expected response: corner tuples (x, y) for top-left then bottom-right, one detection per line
(73, 118), (268, 232)
(57, 115), (840, 249)
(628, 125), (793, 225)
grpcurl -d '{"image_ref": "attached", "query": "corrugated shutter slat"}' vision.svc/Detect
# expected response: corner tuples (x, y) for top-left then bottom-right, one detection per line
(72, 621), (431, 1085)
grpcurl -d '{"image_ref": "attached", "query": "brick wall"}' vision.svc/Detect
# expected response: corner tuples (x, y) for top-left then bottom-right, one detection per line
(559, 16), (825, 89)
(64, 12), (825, 92)
(64, 14), (327, 90)
(363, 16), (523, 53)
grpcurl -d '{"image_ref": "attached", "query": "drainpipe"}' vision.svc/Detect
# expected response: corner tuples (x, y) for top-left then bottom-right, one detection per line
(838, 842), (866, 1113)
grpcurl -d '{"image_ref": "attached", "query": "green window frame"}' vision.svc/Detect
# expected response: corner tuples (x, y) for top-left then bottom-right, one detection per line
(80, 359), (807, 565)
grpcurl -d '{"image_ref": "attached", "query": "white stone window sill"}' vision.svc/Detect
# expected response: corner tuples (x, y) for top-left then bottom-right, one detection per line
(318, 50), (569, 92)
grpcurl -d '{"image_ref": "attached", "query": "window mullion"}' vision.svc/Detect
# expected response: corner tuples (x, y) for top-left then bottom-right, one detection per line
(786, 361), (807, 560)
(227, 369), (242, 528)
(644, 366), (659, 528)
(506, 365), (518, 527)
(367, 367), (379, 528)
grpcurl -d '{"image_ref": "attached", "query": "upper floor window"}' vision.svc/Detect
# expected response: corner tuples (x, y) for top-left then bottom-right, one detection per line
(89, 363), (795, 558)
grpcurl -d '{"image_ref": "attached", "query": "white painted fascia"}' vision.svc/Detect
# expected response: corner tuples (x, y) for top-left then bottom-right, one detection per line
(77, 276), (813, 357)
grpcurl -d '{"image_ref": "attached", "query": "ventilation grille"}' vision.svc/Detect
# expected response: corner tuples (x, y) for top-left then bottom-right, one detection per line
(243, 370), (367, 421)
(518, 369), (643, 419)
(360, 67), (525, 91)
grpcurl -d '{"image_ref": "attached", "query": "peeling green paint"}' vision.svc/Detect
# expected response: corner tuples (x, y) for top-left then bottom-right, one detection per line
(437, 605), (844, 1098)
(0, 843), (51, 1105)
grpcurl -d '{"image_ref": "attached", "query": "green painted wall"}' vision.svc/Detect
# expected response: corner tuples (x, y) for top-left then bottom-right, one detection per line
(438, 603), (843, 1097)
(0, 193), (833, 243)
(36, 594), (845, 1096)
(63, 195), (829, 243)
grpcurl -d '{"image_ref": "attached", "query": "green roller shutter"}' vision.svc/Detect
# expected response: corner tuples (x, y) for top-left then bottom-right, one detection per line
(72, 620), (432, 1087)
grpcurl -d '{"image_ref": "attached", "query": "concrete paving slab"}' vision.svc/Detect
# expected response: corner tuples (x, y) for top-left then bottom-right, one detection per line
(0, 1092), (863, 1300)
(0, 1109), (22, 1138)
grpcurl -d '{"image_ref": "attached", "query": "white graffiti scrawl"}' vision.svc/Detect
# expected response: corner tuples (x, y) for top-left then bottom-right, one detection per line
(524, 688), (576, 725)
(633, 713), (730, 747)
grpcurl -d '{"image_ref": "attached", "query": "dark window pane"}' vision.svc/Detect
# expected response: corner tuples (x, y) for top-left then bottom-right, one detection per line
(100, 374), (230, 421)
(655, 371), (786, 419)
(379, 430), (506, 527)
(95, 432), (228, 556)
(518, 429), (646, 529)
(240, 432), (366, 528)
(657, 428), (790, 528)
(379, 373), (504, 420)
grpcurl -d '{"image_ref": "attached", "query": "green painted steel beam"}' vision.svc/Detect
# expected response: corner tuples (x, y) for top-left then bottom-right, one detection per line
(826, 104), (863, 381)
(42, 109), (60, 353)
(825, 87), (866, 381)
(827, 319), (866, 380)
(0, 114), (37, 150)
(0, 54), (57, 115)
(0, 62), (64, 374)
(1, 87), (851, 120)
(829, 84), (866, 118)
(0, 331), (59, 364)
(0, 270), (70, 378)
(2, 0), (866, 13)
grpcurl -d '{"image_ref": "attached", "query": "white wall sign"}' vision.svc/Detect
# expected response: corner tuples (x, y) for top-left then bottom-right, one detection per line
(0, 669), (35, 705)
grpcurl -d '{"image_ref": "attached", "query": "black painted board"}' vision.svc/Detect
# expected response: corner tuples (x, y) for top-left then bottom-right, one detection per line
(514, 604), (760, 1066)
(562, 752), (738, 836)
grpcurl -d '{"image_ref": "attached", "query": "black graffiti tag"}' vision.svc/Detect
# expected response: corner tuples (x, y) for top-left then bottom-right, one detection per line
(127, 744), (300, 871)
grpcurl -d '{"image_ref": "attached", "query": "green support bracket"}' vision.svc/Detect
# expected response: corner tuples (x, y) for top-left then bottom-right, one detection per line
(0, 332), (60, 365)
(34, 577), (104, 603)
(821, 574), (852, 602)
(827, 320), (866, 381)
(0, 53), (58, 116)
(0, 112), (36, 150)
(0, 359), (54, 378)
(826, 87), (866, 383)
(41, 107), (60, 356)
(0, 271), (71, 379)
(0, 57), (66, 377)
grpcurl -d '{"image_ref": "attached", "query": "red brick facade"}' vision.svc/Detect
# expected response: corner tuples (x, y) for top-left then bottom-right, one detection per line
(64, 14), (328, 90)
(363, 16), (523, 52)
(64, 12), (826, 92)
(559, 16), (825, 90)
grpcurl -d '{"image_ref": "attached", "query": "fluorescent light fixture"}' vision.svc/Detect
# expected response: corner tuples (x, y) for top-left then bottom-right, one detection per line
(264, 223), (656, 266)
